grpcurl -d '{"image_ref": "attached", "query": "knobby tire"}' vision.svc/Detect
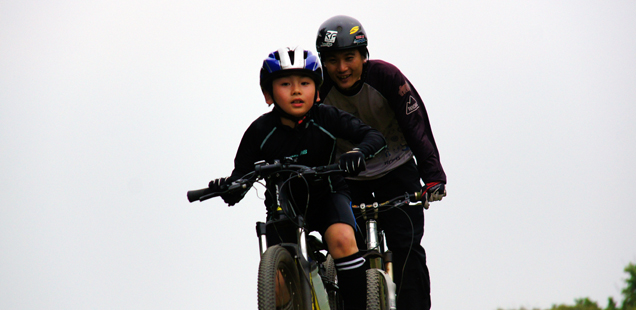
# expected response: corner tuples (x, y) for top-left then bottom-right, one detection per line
(366, 268), (389, 310)
(258, 245), (304, 310)
(324, 254), (343, 309)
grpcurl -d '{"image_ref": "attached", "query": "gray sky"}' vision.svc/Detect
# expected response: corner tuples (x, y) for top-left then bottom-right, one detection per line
(2, 1), (635, 309)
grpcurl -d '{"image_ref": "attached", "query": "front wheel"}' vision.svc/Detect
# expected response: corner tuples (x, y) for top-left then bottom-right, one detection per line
(324, 254), (344, 309)
(258, 245), (304, 310)
(366, 268), (394, 310)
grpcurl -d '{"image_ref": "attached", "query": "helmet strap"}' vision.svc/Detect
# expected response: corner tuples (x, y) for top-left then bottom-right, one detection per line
(272, 101), (309, 126)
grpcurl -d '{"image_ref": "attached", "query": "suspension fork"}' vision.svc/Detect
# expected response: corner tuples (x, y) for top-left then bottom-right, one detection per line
(360, 203), (394, 281)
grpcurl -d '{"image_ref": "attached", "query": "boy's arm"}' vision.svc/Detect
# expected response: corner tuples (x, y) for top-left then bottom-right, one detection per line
(321, 104), (386, 158)
(218, 123), (261, 205)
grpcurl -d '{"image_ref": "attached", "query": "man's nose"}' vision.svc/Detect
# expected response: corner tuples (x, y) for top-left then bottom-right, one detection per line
(337, 60), (347, 72)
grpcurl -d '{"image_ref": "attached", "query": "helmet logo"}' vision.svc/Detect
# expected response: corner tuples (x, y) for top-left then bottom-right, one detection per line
(353, 35), (366, 45)
(349, 26), (360, 34)
(321, 30), (338, 47)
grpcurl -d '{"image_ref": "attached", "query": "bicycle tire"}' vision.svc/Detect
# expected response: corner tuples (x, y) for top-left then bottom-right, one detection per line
(324, 254), (343, 309)
(366, 268), (389, 310)
(258, 245), (304, 310)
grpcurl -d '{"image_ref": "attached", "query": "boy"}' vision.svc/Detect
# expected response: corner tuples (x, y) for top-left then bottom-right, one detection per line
(316, 15), (448, 309)
(209, 47), (386, 309)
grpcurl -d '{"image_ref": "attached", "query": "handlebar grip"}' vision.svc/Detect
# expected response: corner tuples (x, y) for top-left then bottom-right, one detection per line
(324, 163), (341, 170)
(187, 187), (213, 203)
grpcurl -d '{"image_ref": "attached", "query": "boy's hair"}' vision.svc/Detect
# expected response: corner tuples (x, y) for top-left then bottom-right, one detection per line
(260, 47), (323, 95)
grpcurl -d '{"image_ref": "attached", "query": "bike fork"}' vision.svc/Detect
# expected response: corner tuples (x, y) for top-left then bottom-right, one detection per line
(366, 220), (394, 282)
(256, 222), (267, 256)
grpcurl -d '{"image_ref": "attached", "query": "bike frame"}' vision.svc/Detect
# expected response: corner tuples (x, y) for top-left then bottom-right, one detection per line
(253, 161), (339, 310)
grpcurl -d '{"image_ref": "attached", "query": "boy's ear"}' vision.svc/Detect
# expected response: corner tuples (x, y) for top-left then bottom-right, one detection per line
(316, 91), (320, 103)
(262, 90), (274, 105)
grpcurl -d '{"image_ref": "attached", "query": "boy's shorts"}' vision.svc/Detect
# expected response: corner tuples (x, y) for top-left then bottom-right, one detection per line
(266, 192), (356, 246)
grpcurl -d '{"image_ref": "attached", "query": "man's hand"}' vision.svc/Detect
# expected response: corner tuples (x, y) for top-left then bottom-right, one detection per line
(339, 149), (366, 176)
(425, 182), (446, 202)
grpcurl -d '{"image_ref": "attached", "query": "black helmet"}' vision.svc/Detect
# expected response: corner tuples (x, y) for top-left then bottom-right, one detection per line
(259, 47), (323, 91)
(316, 15), (368, 55)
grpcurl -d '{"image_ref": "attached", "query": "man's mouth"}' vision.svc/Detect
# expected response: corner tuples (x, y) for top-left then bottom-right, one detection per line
(338, 74), (351, 82)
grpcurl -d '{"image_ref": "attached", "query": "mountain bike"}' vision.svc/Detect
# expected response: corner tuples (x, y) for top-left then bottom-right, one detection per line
(188, 159), (352, 310)
(352, 191), (431, 310)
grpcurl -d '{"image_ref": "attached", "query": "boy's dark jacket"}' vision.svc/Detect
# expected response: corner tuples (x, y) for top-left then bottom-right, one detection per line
(227, 103), (386, 207)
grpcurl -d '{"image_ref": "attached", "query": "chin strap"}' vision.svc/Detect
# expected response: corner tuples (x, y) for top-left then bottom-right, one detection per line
(272, 102), (309, 125)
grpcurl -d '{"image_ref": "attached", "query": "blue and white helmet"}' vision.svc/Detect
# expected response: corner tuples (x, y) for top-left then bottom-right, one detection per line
(259, 47), (323, 91)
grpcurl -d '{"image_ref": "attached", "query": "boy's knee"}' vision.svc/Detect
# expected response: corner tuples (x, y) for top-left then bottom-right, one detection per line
(325, 223), (358, 258)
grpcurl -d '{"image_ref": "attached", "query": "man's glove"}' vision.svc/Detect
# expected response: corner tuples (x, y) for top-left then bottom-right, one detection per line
(339, 149), (366, 176)
(208, 177), (230, 192)
(425, 182), (446, 202)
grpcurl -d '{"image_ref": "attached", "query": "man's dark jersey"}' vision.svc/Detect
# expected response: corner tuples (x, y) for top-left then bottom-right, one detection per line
(319, 59), (446, 184)
(228, 103), (386, 208)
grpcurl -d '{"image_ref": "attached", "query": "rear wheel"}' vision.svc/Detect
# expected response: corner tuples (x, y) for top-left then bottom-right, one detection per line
(366, 268), (390, 310)
(258, 245), (304, 310)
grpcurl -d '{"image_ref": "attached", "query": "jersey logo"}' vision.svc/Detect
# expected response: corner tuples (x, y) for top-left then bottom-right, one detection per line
(406, 96), (419, 115)
(399, 83), (411, 96)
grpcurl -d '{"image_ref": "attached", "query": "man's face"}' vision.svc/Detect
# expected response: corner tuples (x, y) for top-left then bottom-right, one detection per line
(321, 49), (366, 91)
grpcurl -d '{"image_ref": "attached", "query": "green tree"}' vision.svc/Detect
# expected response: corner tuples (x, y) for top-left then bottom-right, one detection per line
(497, 261), (636, 310)
(548, 298), (602, 310)
(622, 262), (636, 310)
(607, 296), (619, 310)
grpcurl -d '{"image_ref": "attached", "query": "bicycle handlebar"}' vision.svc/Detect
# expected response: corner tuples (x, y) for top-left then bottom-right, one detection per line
(187, 161), (342, 203)
(352, 191), (431, 210)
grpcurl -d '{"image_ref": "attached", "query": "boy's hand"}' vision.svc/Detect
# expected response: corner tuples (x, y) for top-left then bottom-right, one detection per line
(339, 149), (366, 176)
(208, 177), (230, 192)
(425, 182), (446, 202)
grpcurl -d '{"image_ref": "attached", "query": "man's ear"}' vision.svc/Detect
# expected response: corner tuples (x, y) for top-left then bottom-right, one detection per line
(263, 90), (274, 105)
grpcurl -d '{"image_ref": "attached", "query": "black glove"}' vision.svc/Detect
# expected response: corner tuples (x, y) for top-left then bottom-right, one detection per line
(339, 149), (366, 176)
(208, 177), (230, 192)
(425, 182), (446, 202)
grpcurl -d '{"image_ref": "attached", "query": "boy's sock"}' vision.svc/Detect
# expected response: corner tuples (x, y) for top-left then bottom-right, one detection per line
(334, 251), (367, 310)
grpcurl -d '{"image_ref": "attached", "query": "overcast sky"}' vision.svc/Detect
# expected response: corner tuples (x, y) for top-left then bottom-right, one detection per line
(2, 1), (635, 309)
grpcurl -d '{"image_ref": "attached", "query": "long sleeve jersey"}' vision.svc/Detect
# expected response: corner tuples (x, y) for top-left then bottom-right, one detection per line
(227, 103), (386, 206)
(319, 59), (446, 184)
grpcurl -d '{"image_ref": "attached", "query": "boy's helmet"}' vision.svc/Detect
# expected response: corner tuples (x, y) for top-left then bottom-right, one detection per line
(259, 47), (323, 91)
(316, 15), (368, 54)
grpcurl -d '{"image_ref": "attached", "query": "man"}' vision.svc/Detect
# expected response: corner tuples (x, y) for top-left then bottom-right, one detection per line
(316, 15), (447, 309)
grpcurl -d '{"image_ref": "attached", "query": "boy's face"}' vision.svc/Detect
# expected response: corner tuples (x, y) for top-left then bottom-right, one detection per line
(321, 48), (366, 91)
(264, 74), (317, 122)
